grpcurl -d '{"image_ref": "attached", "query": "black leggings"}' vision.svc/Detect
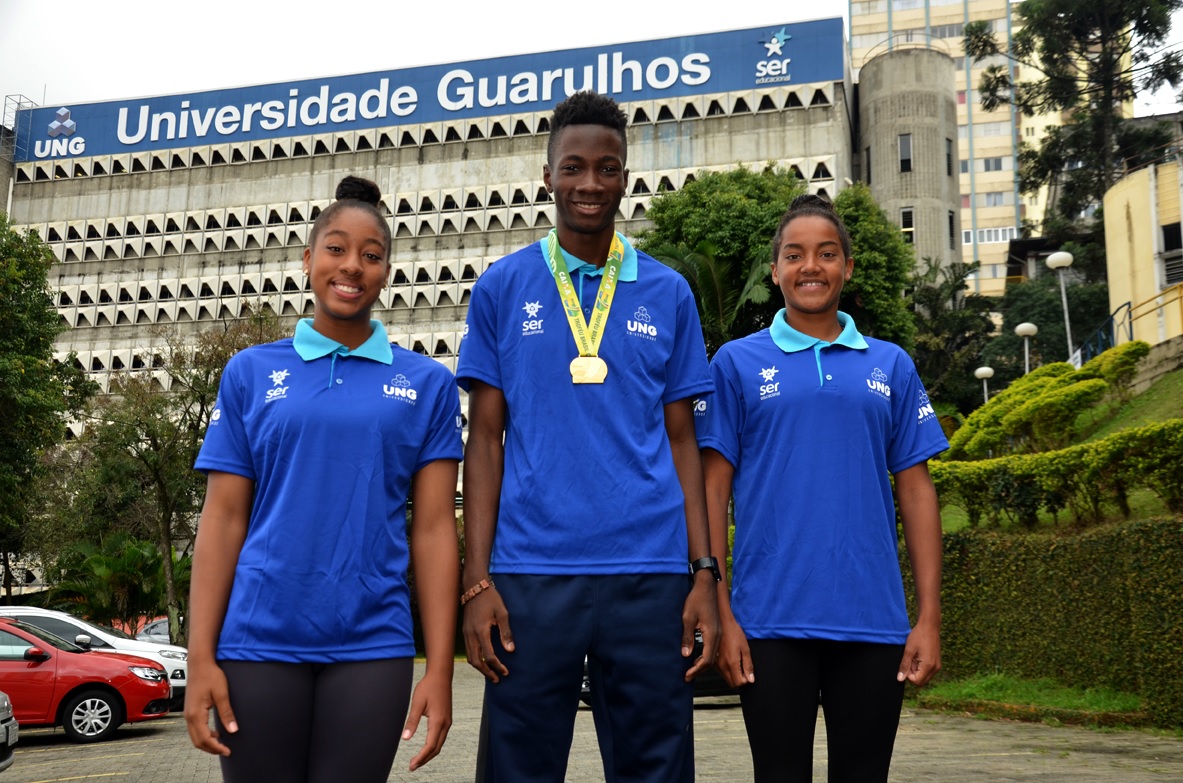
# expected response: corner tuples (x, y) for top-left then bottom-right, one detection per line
(740, 639), (905, 783)
(217, 658), (414, 783)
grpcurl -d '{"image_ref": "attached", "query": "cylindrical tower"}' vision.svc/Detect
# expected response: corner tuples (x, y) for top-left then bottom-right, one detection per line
(859, 47), (961, 269)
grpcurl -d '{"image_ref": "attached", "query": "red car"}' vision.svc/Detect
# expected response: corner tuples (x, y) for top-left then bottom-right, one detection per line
(0, 617), (171, 743)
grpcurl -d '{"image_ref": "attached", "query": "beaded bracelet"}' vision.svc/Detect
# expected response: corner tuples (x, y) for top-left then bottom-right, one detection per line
(460, 578), (496, 606)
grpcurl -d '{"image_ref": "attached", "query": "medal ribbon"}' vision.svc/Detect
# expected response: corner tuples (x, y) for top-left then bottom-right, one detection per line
(545, 229), (624, 358)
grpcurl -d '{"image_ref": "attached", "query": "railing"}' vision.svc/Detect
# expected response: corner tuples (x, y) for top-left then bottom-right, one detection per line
(1128, 282), (1183, 337)
(1076, 302), (1132, 365)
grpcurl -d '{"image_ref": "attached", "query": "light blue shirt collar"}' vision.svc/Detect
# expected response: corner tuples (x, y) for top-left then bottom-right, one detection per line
(538, 232), (639, 282)
(769, 310), (868, 353)
(293, 318), (393, 364)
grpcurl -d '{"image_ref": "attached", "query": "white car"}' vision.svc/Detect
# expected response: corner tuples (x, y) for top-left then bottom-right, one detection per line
(0, 690), (16, 773)
(0, 608), (186, 708)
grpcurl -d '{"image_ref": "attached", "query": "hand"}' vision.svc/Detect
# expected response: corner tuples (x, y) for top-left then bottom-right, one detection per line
(401, 668), (453, 771)
(184, 659), (236, 756)
(462, 587), (514, 682)
(897, 619), (941, 686)
(681, 574), (720, 681)
(715, 615), (755, 688)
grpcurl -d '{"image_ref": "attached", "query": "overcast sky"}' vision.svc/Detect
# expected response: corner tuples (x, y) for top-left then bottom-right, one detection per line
(0, 1), (1177, 116)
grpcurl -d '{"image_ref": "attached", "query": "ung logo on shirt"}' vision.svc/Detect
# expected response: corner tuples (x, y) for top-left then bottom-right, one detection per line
(758, 366), (780, 400)
(917, 390), (936, 423)
(626, 306), (658, 340)
(693, 398), (707, 416)
(383, 374), (418, 403)
(521, 301), (545, 335)
(264, 368), (290, 403)
(866, 368), (892, 399)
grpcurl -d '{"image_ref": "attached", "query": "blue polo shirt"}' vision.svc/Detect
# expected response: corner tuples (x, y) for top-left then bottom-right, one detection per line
(456, 235), (712, 575)
(696, 311), (948, 644)
(196, 319), (463, 662)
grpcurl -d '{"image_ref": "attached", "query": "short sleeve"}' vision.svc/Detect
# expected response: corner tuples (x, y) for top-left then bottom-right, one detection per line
(661, 282), (713, 404)
(695, 347), (743, 468)
(885, 355), (949, 474)
(455, 271), (502, 392)
(415, 367), (465, 472)
(194, 353), (256, 479)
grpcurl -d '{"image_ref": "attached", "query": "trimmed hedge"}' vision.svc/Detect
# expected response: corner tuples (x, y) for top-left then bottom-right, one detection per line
(931, 419), (1183, 527)
(906, 518), (1183, 727)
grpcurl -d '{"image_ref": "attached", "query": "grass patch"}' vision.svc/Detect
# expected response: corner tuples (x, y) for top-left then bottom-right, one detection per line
(1081, 367), (1183, 443)
(920, 673), (1142, 712)
(910, 673), (1149, 728)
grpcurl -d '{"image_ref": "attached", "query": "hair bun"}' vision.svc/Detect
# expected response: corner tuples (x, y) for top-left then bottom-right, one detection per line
(789, 193), (834, 211)
(335, 175), (381, 206)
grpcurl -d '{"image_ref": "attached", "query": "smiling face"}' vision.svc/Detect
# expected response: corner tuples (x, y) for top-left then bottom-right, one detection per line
(303, 206), (390, 346)
(771, 214), (854, 325)
(543, 123), (628, 249)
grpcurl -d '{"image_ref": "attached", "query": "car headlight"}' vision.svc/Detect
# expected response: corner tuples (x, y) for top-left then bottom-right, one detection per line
(129, 666), (166, 682)
(158, 650), (187, 661)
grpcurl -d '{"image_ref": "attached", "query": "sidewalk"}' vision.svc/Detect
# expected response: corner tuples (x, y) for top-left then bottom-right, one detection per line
(11, 662), (1183, 782)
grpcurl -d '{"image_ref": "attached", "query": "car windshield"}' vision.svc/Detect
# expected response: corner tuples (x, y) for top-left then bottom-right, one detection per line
(89, 621), (133, 640)
(8, 620), (86, 653)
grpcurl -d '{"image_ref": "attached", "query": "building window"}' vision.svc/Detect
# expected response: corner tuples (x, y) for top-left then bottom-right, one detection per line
(961, 194), (971, 209)
(946, 139), (954, 177)
(962, 229), (974, 245)
(974, 226), (1018, 244)
(900, 208), (914, 244)
(899, 134), (913, 173)
(865, 146), (872, 185)
(983, 157), (1004, 172)
(983, 191), (1007, 207)
(1163, 223), (1183, 285)
(948, 211), (956, 249)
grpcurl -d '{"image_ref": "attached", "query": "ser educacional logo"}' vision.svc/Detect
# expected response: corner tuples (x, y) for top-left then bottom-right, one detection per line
(754, 27), (793, 86)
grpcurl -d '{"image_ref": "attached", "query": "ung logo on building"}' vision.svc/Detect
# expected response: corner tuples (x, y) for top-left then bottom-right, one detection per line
(35, 108), (87, 158)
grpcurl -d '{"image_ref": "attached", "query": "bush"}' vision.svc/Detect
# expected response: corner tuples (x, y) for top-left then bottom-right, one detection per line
(932, 420), (1183, 527)
(904, 518), (1183, 727)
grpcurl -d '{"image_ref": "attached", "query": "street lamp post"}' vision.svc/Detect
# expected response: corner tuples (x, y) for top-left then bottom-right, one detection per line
(974, 366), (994, 405)
(1046, 251), (1074, 362)
(1015, 322), (1038, 374)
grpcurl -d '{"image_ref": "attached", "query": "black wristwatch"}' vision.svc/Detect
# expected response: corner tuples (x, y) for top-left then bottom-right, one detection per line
(690, 556), (721, 582)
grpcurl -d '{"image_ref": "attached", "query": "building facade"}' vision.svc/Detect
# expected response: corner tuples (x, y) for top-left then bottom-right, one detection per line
(1104, 160), (1183, 348)
(3, 20), (853, 420)
(850, 0), (1040, 295)
(859, 46), (962, 268)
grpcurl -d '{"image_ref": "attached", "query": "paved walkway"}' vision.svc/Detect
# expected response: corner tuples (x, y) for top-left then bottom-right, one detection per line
(10, 663), (1183, 782)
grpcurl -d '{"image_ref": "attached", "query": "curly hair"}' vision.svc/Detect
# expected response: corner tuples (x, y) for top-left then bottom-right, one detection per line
(770, 193), (852, 263)
(547, 91), (629, 165)
(308, 175), (392, 261)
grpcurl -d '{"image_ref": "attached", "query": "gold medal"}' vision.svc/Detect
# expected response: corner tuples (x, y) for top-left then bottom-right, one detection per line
(570, 356), (608, 384)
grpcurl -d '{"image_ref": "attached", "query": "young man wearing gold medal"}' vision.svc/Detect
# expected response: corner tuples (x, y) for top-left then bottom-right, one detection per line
(455, 91), (720, 783)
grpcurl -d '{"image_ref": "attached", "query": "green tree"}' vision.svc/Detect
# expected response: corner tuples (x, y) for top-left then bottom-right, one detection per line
(50, 533), (165, 630)
(0, 214), (95, 600)
(909, 258), (997, 414)
(639, 170), (916, 351)
(646, 241), (772, 356)
(637, 165), (807, 351)
(833, 182), (917, 351)
(965, 1), (1183, 225)
(983, 274), (1112, 387)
